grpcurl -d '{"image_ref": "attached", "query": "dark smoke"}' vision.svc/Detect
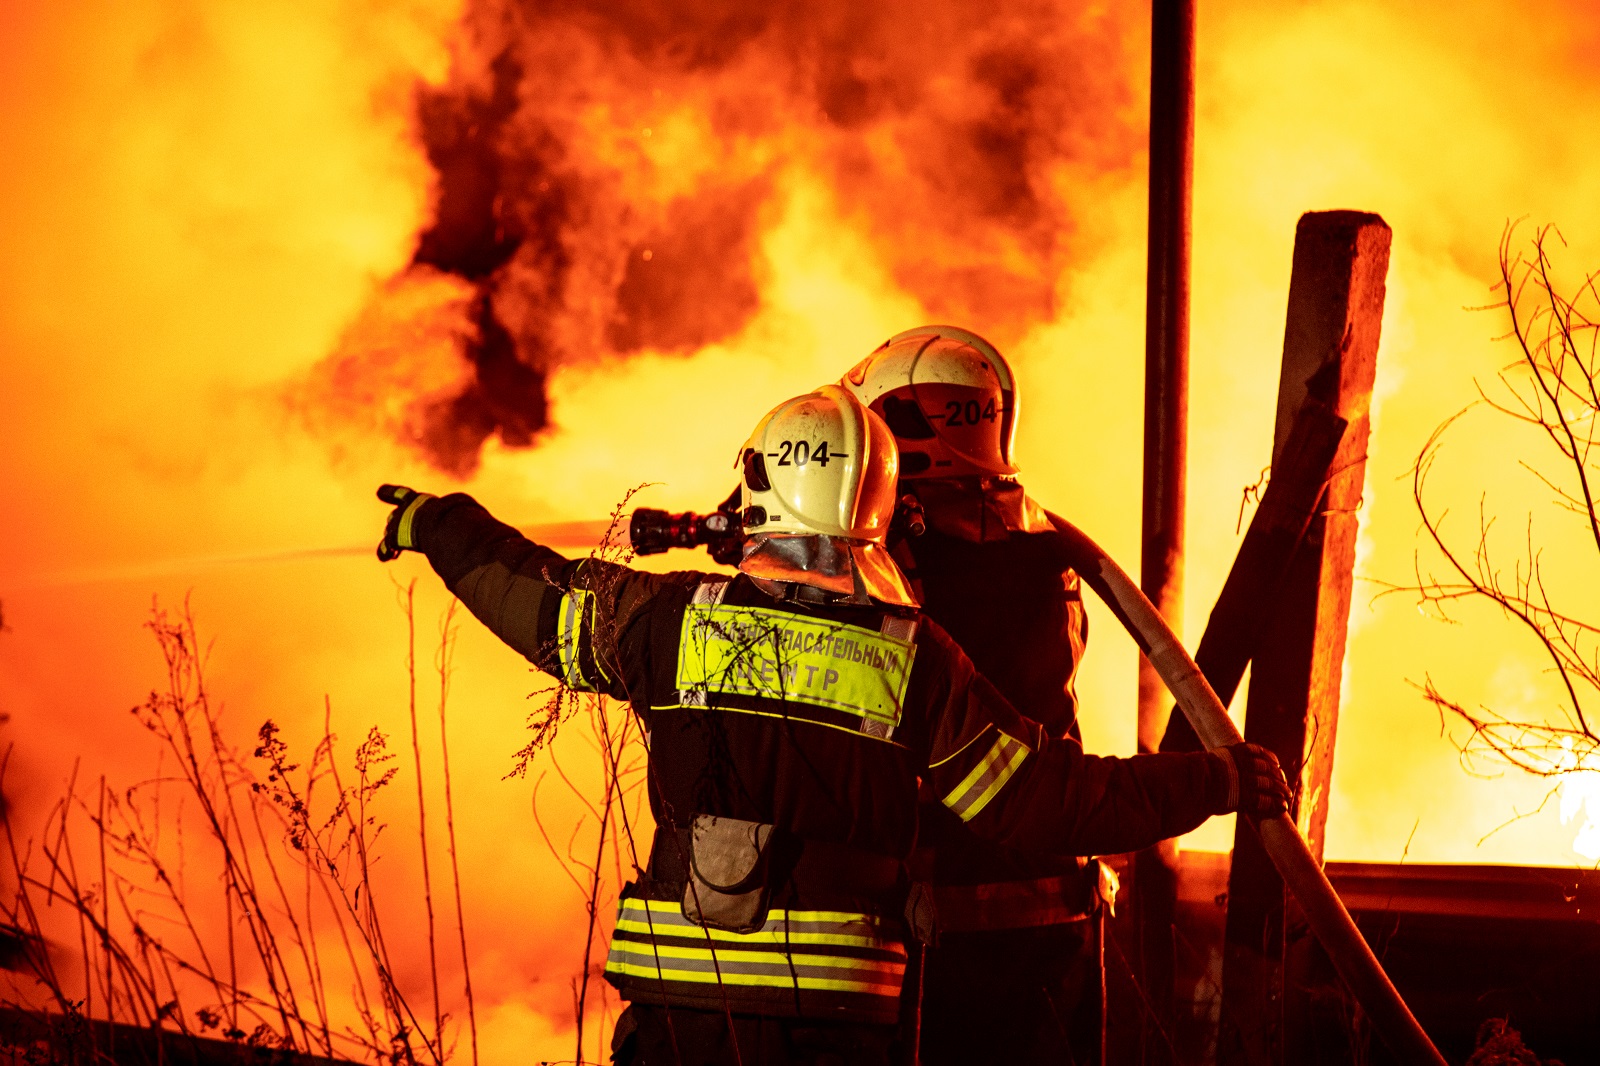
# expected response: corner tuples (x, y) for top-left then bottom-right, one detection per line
(409, 50), (549, 468)
(310, 0), (1144, 474)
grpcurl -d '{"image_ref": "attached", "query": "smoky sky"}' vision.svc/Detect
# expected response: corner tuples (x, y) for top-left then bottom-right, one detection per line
(315, 0), (1144, 475)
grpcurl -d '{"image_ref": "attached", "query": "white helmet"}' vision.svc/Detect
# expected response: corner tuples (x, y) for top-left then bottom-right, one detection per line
(736, 385), (915, 606)
(841, 325), (1020, 479)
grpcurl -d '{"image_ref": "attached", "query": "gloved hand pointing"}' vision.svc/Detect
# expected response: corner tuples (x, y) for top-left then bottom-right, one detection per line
(1217, 742), (1293, 819)
(376, 484), (437, 562)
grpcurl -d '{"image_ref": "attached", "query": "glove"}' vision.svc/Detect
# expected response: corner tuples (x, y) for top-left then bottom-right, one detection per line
(1216, 742), (1292, 818)
(375, 484), (437, 561)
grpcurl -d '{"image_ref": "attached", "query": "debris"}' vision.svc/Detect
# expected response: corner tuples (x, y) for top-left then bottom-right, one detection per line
(1466, 1018), (1564, 1066)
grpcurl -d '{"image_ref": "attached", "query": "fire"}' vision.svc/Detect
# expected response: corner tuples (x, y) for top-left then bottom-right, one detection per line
(1557, 740), (1600, 862)
(4, 0), (1600, 1060)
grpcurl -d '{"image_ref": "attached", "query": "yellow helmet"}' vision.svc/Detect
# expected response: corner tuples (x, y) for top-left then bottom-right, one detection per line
(841, 325), (1020, 478)
(736, 385), (915, 606)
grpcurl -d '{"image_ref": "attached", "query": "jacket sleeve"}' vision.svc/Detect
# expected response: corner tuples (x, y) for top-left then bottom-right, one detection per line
(408, 493), (673, 702)
(915, 621), (1231, 856)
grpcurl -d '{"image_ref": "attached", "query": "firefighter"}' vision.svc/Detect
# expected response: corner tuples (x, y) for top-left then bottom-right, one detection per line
(841, 324), (1112, 1065)
(376, 385), (1288, 1066)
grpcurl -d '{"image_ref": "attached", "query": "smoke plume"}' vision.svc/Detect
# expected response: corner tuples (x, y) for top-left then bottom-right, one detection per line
(307, 0), (1145, 474)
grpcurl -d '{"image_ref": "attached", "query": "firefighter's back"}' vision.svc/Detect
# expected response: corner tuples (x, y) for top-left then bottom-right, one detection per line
(605, 572), (926, 1028)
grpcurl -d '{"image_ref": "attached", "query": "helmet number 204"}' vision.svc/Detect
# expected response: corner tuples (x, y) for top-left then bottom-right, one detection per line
(771, 440), (839, 467)
(936, 397), (999, 427)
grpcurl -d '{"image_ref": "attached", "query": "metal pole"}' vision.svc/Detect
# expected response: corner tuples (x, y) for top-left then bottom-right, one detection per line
(1139, 0), (1194, 752)
(1134, 2), (1194, 1059)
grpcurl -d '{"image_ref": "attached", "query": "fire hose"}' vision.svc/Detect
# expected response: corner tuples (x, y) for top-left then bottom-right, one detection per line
(1046, 512), (1449, 1066)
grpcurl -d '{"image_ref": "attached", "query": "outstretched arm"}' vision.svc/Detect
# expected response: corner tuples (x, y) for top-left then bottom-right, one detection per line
(376, 486), (676, 699)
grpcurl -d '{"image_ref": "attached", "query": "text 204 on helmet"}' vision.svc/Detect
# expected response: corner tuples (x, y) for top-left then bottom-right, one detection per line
(840, 324), (1019, 479)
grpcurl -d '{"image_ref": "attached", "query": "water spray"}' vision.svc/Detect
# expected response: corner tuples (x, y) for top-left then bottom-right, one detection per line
(12, 521), (615, 589)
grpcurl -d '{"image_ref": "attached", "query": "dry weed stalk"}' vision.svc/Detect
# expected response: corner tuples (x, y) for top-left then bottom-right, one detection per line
(512, 490), (655, 1066)
(0, 599), (477, 1064)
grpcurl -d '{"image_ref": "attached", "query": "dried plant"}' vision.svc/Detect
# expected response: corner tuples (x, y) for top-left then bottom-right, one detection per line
(514, 490), (654, 1065)
(0, 598), (477, 1064)
(1392, 222), (1600, 787)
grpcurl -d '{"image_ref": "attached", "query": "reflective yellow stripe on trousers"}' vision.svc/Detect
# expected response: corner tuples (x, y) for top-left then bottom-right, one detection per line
(605, 898), (907, 998)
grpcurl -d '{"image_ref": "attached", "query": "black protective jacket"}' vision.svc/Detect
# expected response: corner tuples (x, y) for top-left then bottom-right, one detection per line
(409, 493), (1231, 1023)
(892, 479), (1100, 929)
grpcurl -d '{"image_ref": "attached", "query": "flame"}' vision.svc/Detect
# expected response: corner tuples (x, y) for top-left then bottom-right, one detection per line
(5, 0), (1600, 1059)
(1557, 740), (1600, 862)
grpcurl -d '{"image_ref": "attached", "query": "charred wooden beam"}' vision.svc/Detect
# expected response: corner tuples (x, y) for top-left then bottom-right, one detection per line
(1138, 361), (1346, 1065)
(1215, 210), (1392, 1066)
(1159, 397), (1350, 754)
(1125, 370), (1346, 1065)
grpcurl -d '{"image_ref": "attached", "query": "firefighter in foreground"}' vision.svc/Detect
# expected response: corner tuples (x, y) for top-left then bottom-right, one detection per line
(841, 325), (1107, 1064)
(375, 386), (1289, 1066)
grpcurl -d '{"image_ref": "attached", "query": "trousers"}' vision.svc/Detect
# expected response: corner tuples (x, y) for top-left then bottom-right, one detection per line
(611, 1004), (896, 1066)
(917, 915), (1104, 1066)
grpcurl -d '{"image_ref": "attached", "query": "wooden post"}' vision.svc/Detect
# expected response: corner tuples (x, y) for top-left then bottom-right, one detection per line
(1152, 399), (1346, 1064)
(1215, 211), (1391, 1066)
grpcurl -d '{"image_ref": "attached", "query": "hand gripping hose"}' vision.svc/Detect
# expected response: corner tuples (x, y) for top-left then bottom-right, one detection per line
(1047, 513), (1449, 1066)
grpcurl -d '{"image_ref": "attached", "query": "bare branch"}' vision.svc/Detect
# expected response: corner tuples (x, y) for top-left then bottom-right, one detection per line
(1396, 222), (1600, 787)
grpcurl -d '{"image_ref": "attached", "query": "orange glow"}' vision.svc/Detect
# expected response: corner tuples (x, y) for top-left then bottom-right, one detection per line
(4, 0), (1600, 1059)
